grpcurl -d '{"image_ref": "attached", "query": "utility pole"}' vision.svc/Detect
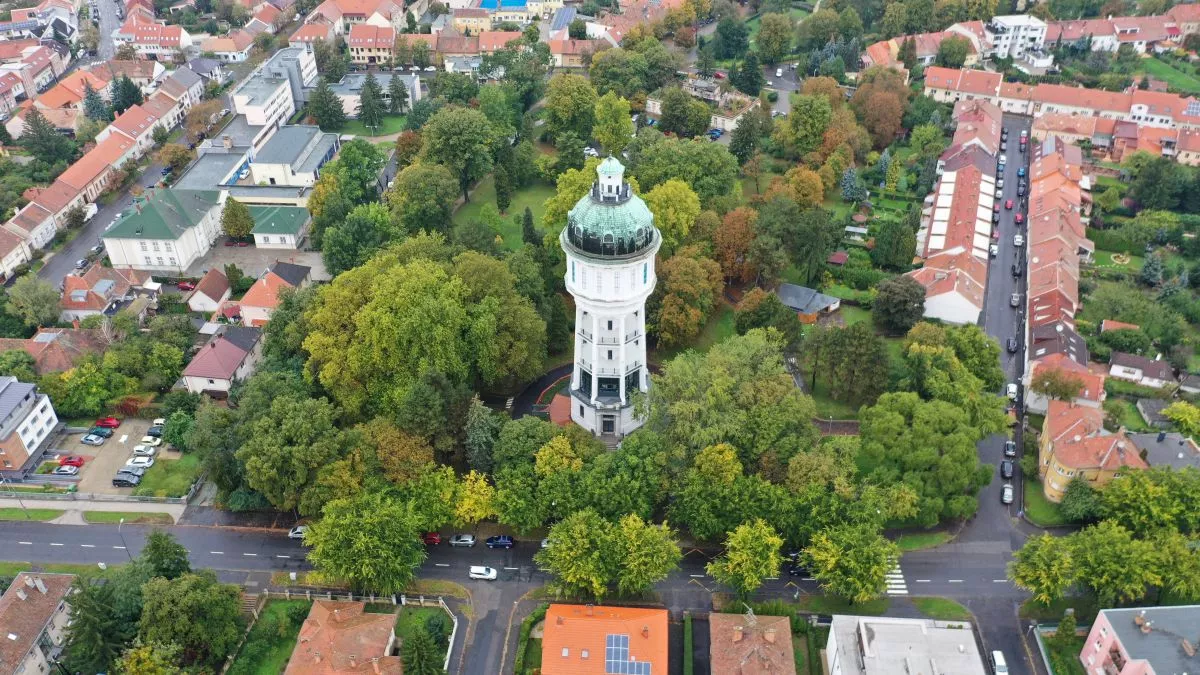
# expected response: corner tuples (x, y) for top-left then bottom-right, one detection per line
(0, 474), (31, 519)
(117, 517), (133, 561)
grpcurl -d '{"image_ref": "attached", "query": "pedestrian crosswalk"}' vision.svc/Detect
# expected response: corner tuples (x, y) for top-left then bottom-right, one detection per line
(885, 561), (908, 595)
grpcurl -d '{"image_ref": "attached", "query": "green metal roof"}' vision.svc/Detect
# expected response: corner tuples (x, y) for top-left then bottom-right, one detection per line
(104, 189), (222, 240)
(249, 205), (310, 236)
(563, 159), (657, 258)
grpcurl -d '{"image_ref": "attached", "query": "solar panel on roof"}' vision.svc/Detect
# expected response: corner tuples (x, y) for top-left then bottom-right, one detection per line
(1185, 100), (1200, 117)
(605, 634), (650, 674)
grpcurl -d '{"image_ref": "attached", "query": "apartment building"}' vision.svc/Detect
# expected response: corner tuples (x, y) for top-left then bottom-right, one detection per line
(0, 377), (58, 475)
(0, 574), (76, 674)
(347, 24), (395, 64)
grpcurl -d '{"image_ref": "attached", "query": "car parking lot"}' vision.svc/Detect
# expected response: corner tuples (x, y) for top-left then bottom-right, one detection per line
(61, 418), (157, 495)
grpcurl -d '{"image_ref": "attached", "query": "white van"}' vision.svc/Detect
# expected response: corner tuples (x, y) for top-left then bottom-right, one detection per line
(775, 67), (783, 78)
(991, 651), (1008, 674)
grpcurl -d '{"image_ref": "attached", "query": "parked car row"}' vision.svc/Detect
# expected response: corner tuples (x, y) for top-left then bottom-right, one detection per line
(111, 418), (165, 488)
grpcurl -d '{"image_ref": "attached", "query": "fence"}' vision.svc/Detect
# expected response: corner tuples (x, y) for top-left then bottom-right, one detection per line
(0, 472), (205, 505)
(261, 589), (459, 672)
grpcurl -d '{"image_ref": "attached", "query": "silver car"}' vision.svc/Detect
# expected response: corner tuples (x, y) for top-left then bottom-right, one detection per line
(81, 434), (105, 446)
(448, 534), (476, 547)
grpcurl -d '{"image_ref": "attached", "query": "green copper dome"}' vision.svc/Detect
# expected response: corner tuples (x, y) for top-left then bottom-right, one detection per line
(563, 158), (658, 258)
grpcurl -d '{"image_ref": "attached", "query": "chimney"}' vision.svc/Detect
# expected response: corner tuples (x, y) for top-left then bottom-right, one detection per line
(642, 625), (649, 639)
(733, 626), (744, 643)
(15, 589), (26, 601)
(223, 135), (232, 149)
(348, 655), (357, 669)
(33, 578), (46, 594)
(556, 615), (564, 625)
(372, 658), (381, 674)
(765, 628), (777, 644)
(585, 604), (593, 616)
(23, 577), (33, 588)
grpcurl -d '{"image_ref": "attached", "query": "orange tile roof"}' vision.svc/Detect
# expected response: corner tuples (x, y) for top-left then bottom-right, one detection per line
(862, 40), (894, 67)
(110, 104), (157, 141)
(9, 202), (51, 235)
(548, 39), (601, 56)
(254, 3), (280, 22)
(1101, 319), (1141, 333)
(0, 328), (104, 374)
(37, 70), (110, 109)
(1033, 113), (1099, 138)
(347, 23), (394, 49)
(0, 574), (76, 671)
(31, 179), (79, 214)
(1035, 354), (1105, 403)
(142, 90), (177, 119)
(291, 22), (333, 42)
(239, 271), (293, 310)
(0, 228), (27, 260)
(478, 30), (522, 52)
(908, 248), (986, 311)
(1032, 83), (1131, 112)
(284, 601), (402, 675)
(1168, 3), (1200, 22)
(1045, 400), (1147, 472)
(709, 613), (796, 675)
(541, 605), (668, 675)
(0, 39), (39, 62)
(58, 134), (134, 192)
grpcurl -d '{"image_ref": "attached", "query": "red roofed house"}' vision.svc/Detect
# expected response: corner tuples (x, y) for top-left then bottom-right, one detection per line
(541, 604), (669, 675)
(1100, 319), (1141, 333)
(548, 39), (601, 67)
(187, 267), (231, 313)
(1025, 352), (1105, 414)
(284, 600), (403, 675)
(305, 0), (405, 36)
(709, 612), (796, 674)
(182, 326), (263, 395)
(0, 327), (105, 375)
(1167, 2), (1200, 35)
(0, 573), (76, 675)
(0, 228), (32, 281)
(201, 29), (256, 62)
(59, 265), (153, 321)
(57, 133), (138, 203)
(907, 247), (987, 325)
(1039, 399), (1146, 502)
(237, 261), (310, 326)
(34, 69), (111, 110)
(112, 20), (193, 60)
(478, 30), (522, 54)
(347, 24), (394, 64)
(95, 103), (161, 155)
(290, 21), (334, 46)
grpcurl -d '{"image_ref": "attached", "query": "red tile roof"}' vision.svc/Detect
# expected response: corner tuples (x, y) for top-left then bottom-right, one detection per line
(1045, 399), (1147, 472)
(284, 601), (402, 675)
(58, 134), (134, 193)
(0, 328), (104, 374)
(347, 23), (394, 49)
(478, 30), (522, 52)
(109, 104), (157, 141)
(1101, 319), (1141, 333)
(541, 605), (668, 675)
(290, 22), (333, 43)
(0, 574), (76, 671)
(240, 270), (294, 310)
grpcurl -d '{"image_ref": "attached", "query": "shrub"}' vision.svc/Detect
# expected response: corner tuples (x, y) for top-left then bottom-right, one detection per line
(512, 603), (549, 675)
(425, 612), (450, 650)
(683, 615), (694, 675)
(767, 91), (779, 102)
(834, 266), (892, 290)
(1104, 377), (1172, 400)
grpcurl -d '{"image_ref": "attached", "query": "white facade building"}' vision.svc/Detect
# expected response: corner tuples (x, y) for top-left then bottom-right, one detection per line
(985, 14), (1048, 59)
(561, 158), (660, 439)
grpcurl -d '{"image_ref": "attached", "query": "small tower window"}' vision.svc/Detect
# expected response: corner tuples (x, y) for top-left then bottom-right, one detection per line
(607, 320), (613, 330)
(571, 261), (575, 282)
(607, 350), (613, 360)
(643, 263), (648, 284)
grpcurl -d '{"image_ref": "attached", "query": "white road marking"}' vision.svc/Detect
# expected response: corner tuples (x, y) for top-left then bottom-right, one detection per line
(689, 574), (705, 578)
(113, 545), (126, 549)
(210, 551), (223, 555)
(802, 577), (815, 581)
(993, 579), (1008, 583)
(434, 563), (450, 567)
(18, 541), (31, 545)
(80, 544), (95, 548)
(766, 577), (779, 581)
(276, 555), (290, 559)
(503, 567), (519, 570)
(886, 563), (908, 596)
(119, 434), (129, 444)
(243, 552), (257, 557)
(948, 579), (964, 583)
(915, 579), (931, 583)
(49, 542), (63, 546)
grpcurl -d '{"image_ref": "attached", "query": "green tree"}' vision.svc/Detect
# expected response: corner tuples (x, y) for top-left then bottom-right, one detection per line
(536, 509), (616, 600)
(7, 275), (61, 327)
(803, 524), (898, 603)
(593, 91), (634, 156)
(756, 13), (793, 63)
(116, 640), (181, 675)
(873, 275), (926, 335)
(138, 572), (242, 669)
(82, 81), (112, 122)
(64, 569), (146, 673)
(141, 530), (190, 580)
(706, 519), (783, 597)
(357, 71), (385, 131)
(732, 51), (766, 96)
(220, 197), (253, 240)
(1009, 533), (1075, 605)
(643, 179), (701, 255)
(1030, 366), (1085, 402)
(387, 73), (410, 114)
(1059, 477), (1101, 523)
(111, 75), (143, 115)
(871, 217), (916, 271)
(613, 514), (682, 596)
(322, 201), (395, 276)
(1071, 520), (1162, 606)
(936, 35), (971, 67)
(545, 73), (598, 141)
(634, 137), (739, 203)
(714, 16), (749, 59)
(658, 87), (711, 138)
(401, 627), (442, 675)
(1164, 401), (1200, 437)
(421, 106), (495, 200)
(308, 77), (347, 131)
(308, 491), (427, 593)
(784, 94), (832, 157)
(0, 350), (37, 381)
(235, 396), (345, 512)
(387, 161), (459, 234)
(19, 107), (75, 164)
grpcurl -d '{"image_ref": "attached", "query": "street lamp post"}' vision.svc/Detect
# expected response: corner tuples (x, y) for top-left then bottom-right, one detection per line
(0, 473), (31, 519)
(117, 518), (133, 561)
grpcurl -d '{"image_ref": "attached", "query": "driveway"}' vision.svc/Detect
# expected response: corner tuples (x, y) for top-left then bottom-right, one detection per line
(182, 244), (329, 281)
(94, 0), (119, 60)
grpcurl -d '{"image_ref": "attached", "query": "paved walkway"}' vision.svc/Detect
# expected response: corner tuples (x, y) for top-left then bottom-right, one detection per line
(0, 497), (184, 522)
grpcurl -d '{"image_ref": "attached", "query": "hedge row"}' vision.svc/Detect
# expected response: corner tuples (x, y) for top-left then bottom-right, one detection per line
(512, 603), (549, 675)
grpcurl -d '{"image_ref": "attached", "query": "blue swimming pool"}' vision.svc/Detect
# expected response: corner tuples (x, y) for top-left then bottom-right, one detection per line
(477, 0), (527, 9)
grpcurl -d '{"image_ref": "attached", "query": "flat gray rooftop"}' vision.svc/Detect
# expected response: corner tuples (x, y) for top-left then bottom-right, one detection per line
(1103, 606), (1200, 674)
(236, 73), (287, 106)
(175, 153), (241, 190)
(328, 72), (419, 95)
(255, 125), (337, 173)
(830, 616), (986, 675)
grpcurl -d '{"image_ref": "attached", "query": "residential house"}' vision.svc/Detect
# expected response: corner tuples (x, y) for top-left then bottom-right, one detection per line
(95, 104), (161, 156)
(35, 69), (111, 110)
(1023, 352), (1105, 414)
(186, 267), (231, 312)
(547, 6), (576, 39)
(288, 21), (334, 46)
(201, 30), (255, 62)
(861, 31), (981, 70)
(249, 205), (310, 248)
(87, 59), (166, 92)
(250, 3), (281, 32)
(709, 613), (796, 675)
(158, 66), (204, 111)
(0, 574), (76, 672)
(111, 21), (193, 60)
(540, 604), (668, 675)
(1135, 398), (1171, 428)
(1038, 399), (1147, 502)
(548, 38), (599, 67)
(102, 188), (223, 274)
(984, 14), (1049, 60)
(57, 133), (137, 203)
(0, 377), (58, 474)
(827, 615), (987, 675)
(327, 72), (419, 118)
(4, 105), (80, 142)
(347, 24), (394, 64)
(0, 327), (103, 375)
(451, 7), (489, 33)
(478, 30), (522, 53)
(1180, 373), (1200, 395)
(775, 283), (840, 323)
(185, 57), (228, 85)
(142, 89), (184, 130)
(249, 125), (338, 187)
(236, 261), (310, 325)
(1129, 431), (1200, 469)
(283, 601), (402, 675)
(0, 73), (28, 115)
(59, 265), (154, 321)
(1108, 351), (1174, 389)
(907, 247), (987, 325)
(1079, 605), (1200, 674)
(1167, 3), (1200, 35)
(181, 326), (264, 395)
(304, 0), (405, 35)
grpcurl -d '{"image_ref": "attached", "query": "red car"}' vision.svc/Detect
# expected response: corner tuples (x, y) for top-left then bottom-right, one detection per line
(94, 417), (121, 428)
(1005, 199), (1014, 210)
(177, 281), (196, 291)
(58, 455), (85, 467)
(1015, 213), (1024, 224)
(713, 71), (726, 79)
(421, 532), (442, 545)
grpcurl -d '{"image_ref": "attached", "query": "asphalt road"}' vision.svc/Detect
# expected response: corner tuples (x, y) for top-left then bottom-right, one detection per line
(95, 0), (118, 61)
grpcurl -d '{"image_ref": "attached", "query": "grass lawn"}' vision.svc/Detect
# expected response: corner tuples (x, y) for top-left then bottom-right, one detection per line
(823, 197), (855, 221)
(0, 508), (63, 521)
(82, 511), (174, 525)
(839, 305), (872, 326)
(746, 8), (810, 50)
(809, 377), (861, 420)
(1092, 249), (1144, 271)
(912, 596), (973, 621)
(799, 594), (889, 616)
(228, 599), (312, 675)
(895, 531), (952, 552)
(452, 177), (557, 250)
(740, 169), (784, 197)
(1045, 635), (1087, 675)
(650, 303), (737, 364)
(395, 606), (451, 659)
(1023, 480), (1072, 528)
(1108, 397), (1150, 432)
(0, 484), (68, 494)
(1021, 596), (1100, 623)
(1139, 57), (1200, 94)
(341, 115), (407, 137)
(132, 453), (201, 499)
(0, 561), (114, 577)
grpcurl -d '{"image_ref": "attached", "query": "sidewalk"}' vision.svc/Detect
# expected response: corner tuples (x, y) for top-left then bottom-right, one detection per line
(0, 498), (184, 522)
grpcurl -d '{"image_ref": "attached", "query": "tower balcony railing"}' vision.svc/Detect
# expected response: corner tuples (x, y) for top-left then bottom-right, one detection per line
(596, 361), (642, 376)
(579, 328), (593, 340)
(596, 336), (620, 345)
(581, 330), (644, 345)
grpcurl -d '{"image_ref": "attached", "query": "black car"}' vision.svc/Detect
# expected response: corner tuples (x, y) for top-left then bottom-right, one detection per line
(1006, 337), (1019, 353)
(1012, 263), (1022, 277)
(486, 535), (514, 549)
(1001, 460), (1014, 479)
(112, 474), (140, 488)
(146, 425), (164, 437)
(88, 426), (114, 438)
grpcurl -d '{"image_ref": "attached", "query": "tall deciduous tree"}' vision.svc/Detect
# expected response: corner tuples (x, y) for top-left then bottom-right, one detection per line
(593, 91), (634, 156)
(141, 530), (191, 580)
(1009, 533), (1076, 604)
(714, 206), (758, 283)
(803, 524), (898, 603)
(706, 519), (783, 597)
(756, 13), (793, 63)
(873, 276), (926, 335)
(537, 509), (617, 600)
(322, 201), (395, 275)
(7, 275), (61, 327)
(220, 197), (254, 240)
(653, 248), (723, 347)
(387, 161), (459, 235)
(643, 179), (701, 255)
(545, 74), (598, 141)
(1030, 366), (1085, 402)
(138, 572), (242, 669)
(658, 87), (711, 139)
(235, 395), (345, 512)
(613, 514), (681, 596)
(307, 491), (427, 593)
(421, 106), (495, 200)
